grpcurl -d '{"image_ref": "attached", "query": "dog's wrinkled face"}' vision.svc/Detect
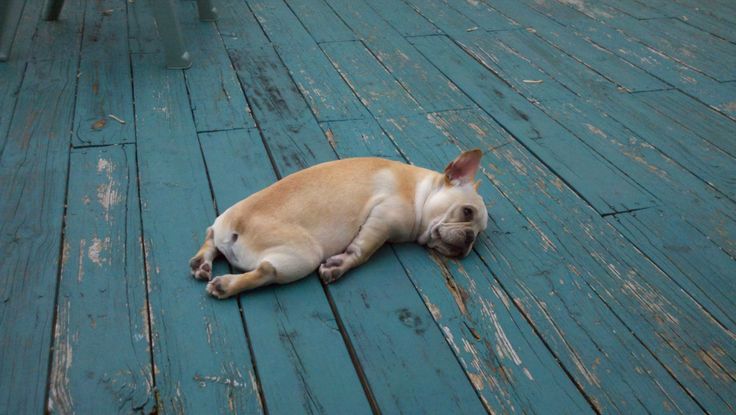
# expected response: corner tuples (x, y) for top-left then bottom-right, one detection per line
(421, 149), (488, 258)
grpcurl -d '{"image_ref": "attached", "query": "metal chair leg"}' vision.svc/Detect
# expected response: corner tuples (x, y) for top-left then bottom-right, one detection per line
(42, 0), (66, 21)
(196, 0), (218, 22)
(150, 0), (192, 69)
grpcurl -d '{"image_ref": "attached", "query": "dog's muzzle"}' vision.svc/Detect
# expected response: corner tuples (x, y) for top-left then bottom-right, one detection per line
(431, 226), (476, 258)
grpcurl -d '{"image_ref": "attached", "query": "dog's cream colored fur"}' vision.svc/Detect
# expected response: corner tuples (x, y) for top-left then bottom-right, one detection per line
(189, 150), (488, 299)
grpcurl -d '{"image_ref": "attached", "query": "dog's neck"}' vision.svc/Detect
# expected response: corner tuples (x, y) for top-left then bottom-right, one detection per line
(413, 172), (446, 244)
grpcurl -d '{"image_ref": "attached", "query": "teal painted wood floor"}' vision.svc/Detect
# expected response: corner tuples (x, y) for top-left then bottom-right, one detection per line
(1, 0), (734, 413)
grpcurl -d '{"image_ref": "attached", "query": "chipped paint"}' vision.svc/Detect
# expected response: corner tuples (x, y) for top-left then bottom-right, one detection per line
(324, 128), (336, 148)
(49, 299), (74, 413)
(88, 236), (111, 266)
(248, 370), (263, 410)
(193, 374), (245, 388)
(95, 158), (122, 222)
(622, 280), (679, 326)
(430, 253), (469, 315)
(585, 123), (607, 138)
(423, 295), (442, 319)
(468, 123), (487, 137)
(77, 239), (86, 282)
(468, 372), (484, 390)
(442, 326), (461, 354)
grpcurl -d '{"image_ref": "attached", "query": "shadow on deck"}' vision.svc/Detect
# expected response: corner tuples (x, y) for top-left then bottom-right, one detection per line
(1, 0), (735, 413)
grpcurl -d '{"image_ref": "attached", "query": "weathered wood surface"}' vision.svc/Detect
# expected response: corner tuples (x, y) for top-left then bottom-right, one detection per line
(48, 146), (154, 413)
(178, 1), (254, 132)
(0, 1), (85, 412)
(219, 3), (490, 405)
(0, 0), (735, 412)
(0, 0), (43, 150)
(132, 52), (263, 414)
(200, 129), (372, 414)
(72, 0), (134, 147)
(211, 3), (376, 412)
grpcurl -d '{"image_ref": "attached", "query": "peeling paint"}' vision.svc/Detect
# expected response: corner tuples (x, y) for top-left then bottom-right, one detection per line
(585, 123), (607, 138)
(430, 254), (469, 315)
(324, 128), (336, 148)
(49, 299), (74, 413)
(88, 236), (111, 266)
(468, 372), (484, 390)
(423, 295), (442, 320)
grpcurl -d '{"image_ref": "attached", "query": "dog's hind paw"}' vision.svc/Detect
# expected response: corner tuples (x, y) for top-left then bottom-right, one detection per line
(319, 253), (350, 283)
(207, 276), (230, 299)
(189, 256), (212, 281)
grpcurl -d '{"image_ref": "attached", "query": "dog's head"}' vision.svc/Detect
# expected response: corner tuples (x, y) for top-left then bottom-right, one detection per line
(418, 149), (488, 258)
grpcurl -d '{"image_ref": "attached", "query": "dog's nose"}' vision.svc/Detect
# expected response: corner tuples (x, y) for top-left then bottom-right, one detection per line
(464, 229), (475, 245)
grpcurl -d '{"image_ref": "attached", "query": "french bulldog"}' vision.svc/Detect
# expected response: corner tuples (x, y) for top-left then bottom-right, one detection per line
(189, 149), (488, 299)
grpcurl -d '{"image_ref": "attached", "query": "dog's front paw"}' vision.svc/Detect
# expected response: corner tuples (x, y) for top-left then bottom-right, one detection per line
(319, 254), (350, 284)
(189, 255), (212, 281)
(207, 276), (233, 299)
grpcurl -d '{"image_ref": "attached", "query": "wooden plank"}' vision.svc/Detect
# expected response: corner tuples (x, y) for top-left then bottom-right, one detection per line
(608, 208), (736, 332)
(399, 0), (517, 37)
(283, 0), (357, 43)
(672, 0), (736, 25)
(225, 36), (491, 410)
(126, 0), (161, 54)
(48, 146), (154, 413)
(379, 108), (736, 413)
(636, 89), (736, 158)
(72, 0), (134, 147)
(619, 0), (736, 42)
(486, 0), (668, 92)
(320, 118), (404, 160)
(325, 247), (487, 414)
(364, 0), (442, 37)
(324, 118), (595, 414)
(245, 0), (370, 121)
(588, 92), (736, 201)
(486, 29), (615, 98)
(324, 0), (473, 112)
(0, 1), (84, 411)
(199, 129), (372, 414)
(131, 52), (263, 414)
(408, 34), (655, 215)
(599, 0), (666, 19)
(444, 0), (522, 31)
(320, 41), (423, 117)
(502, 0), (736, 117)
(178, 0), (254, 132)
(603, 17), (736, 82)
(0, 0), (42, 149)
(458, 31), (582, 103)
(541, 0), (734, 62)
(216, 0), (271, 49)
(539, 98), (736, 257)
(219, 8), (379, 410)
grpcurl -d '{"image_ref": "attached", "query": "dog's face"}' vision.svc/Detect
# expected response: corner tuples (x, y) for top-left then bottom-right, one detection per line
(420, 149), (488, 258)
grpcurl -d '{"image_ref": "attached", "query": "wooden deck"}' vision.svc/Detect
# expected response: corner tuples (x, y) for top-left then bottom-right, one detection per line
(1, 0), (735, 413)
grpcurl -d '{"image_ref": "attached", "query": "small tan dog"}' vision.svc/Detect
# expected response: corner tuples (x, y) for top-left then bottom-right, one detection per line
(189, 149), (488, 299)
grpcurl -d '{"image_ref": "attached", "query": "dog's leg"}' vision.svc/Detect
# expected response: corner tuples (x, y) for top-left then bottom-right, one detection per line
(189, 227), (219, 281)
(206, 261), (276, 299)
(319, 213), (390, 284)
(207, 250), (321, 299)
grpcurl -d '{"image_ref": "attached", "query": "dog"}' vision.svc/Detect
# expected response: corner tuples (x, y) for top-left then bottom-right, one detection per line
(189, 149), (488, 299)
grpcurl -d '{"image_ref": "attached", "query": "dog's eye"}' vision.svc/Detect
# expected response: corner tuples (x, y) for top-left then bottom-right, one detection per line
(463, 207), (474, 221)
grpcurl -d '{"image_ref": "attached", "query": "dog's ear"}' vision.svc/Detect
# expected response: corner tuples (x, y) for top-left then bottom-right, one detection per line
(444, 149), (482, 186)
